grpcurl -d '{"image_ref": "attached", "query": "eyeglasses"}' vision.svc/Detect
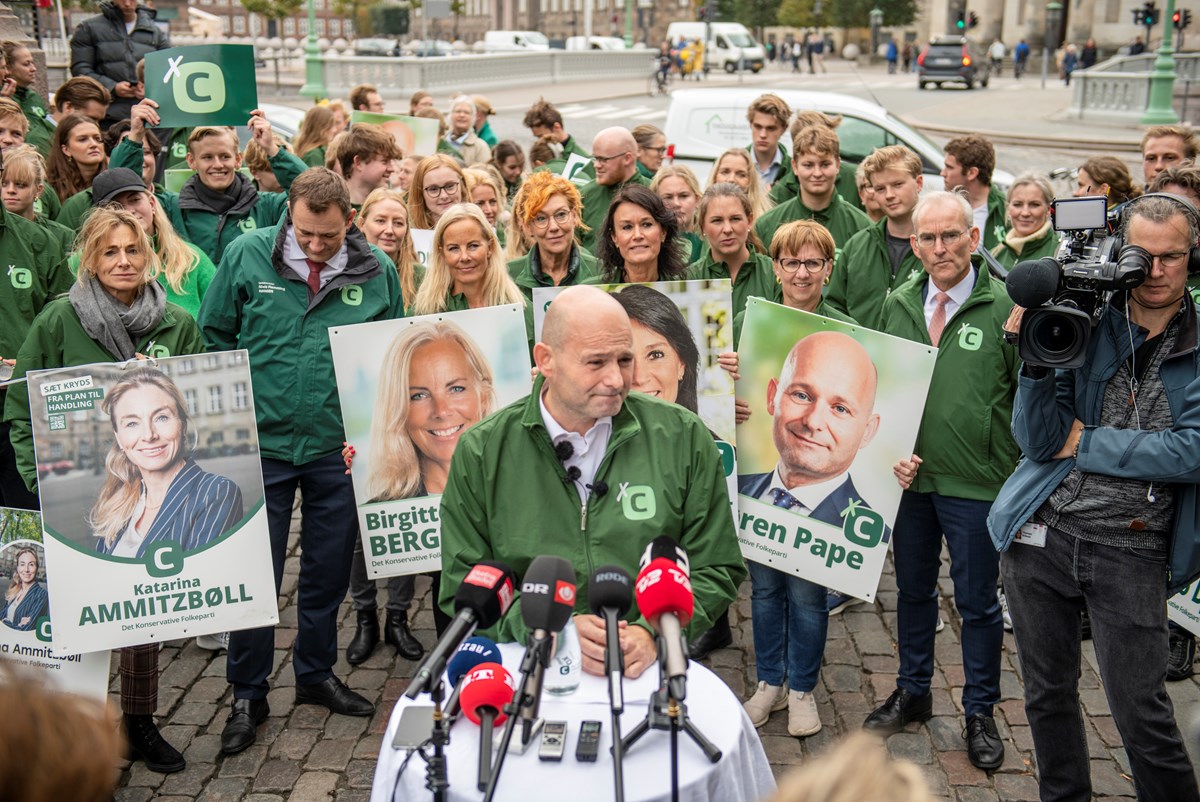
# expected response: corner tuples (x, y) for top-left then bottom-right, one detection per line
(915, 230), (967, 248)
(423, 182), (461, 198)
(1147, 250), (1190, 268)
(776, 257), (831, 274)
(592, 151), (630, 166)
(531, 208), (573, 230)
(641, 145), (668, 156)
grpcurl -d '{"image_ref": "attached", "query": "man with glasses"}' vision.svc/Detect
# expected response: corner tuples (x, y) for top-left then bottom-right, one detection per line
(990, 195), (1200, 802)
(578, 127), (652, 254)
(829, 145), (925, 331)
(867, 191), (1019, 773)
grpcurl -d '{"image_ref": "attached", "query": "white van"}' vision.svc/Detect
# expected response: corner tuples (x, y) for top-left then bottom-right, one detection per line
(483, 30), (551, 52)
(565, 35), (626, 51)
(664, 21), (765, 73)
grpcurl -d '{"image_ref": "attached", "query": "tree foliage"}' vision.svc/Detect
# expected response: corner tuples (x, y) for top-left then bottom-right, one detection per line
(243, 0), (305, 22)
(0, 508), (42, 547)
(778, 0), (916, 29)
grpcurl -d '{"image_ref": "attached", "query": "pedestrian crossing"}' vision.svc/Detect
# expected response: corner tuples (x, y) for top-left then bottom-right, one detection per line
(558, 103), (667, 121)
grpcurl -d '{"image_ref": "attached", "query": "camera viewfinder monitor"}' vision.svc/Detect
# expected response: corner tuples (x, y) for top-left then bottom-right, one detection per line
(1053, 196), (1108, 232)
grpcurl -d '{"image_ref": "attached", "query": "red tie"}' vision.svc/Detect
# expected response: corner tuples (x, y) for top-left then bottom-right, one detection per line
(928, 291), (950, 346)
(305, 258), (323, 298)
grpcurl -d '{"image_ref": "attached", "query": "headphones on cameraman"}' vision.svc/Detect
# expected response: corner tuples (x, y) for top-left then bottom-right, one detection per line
(1121, 192), (1200, 275)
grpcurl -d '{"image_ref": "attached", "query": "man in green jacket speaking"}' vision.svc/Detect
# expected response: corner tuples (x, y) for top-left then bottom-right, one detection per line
(199, 169), (407, 756)
(438, 286), (746, 678)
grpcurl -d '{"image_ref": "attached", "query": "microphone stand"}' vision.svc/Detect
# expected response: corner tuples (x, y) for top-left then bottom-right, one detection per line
(621, 635), (722, 802)
(604, 617), (627, 802)
(482, 635), (551, 802)
(424, 679), (450, 802)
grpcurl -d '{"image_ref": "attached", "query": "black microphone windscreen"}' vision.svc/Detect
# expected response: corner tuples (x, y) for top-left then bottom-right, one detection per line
(589, 481), (608, 497)
(638, 535), (690, 576)
(454, 562), (517, 629)
(520, 555), (576, 633)
(587, 565), (633, 617)
(1006, 257), (1061, 309)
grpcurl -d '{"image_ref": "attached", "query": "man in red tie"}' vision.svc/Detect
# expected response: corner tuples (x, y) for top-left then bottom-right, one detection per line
(869, 190), (1020, 772)
(198, 168), (408, 756)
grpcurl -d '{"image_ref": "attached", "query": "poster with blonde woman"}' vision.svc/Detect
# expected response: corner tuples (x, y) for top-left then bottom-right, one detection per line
(22, 354), (278, 655)
(330, 306), (531, 579)
(0, 507), (111, 700)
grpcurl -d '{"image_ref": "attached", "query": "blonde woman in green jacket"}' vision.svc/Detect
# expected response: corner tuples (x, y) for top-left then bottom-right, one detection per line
(991, 173), (1060, 271)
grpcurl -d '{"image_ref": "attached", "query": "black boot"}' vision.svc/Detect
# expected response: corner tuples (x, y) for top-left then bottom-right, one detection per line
(687, 610), (733, 660)
(384, 610), (425, 661)
(124, 713), (185, 774)
(346, 609), (380, 666)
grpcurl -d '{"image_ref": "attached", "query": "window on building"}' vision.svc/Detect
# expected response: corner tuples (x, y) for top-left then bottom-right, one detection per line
(316, 18), (326, 35)
(233, 15), (246, 33)
(184, 389), (198, 417)
(284, 17), (296, 35)
(233, 382), (249, 411)
(208, 386), (223, 414)
(205, 354), (221, 370)
(178, 359), (194, 374)
(330, 18), (341, 35)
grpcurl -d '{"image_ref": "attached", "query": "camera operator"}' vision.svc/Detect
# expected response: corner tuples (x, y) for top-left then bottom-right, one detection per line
(989, 195), (1200, 802)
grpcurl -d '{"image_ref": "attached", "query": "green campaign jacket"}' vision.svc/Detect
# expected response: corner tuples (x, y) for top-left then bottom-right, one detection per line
(754, 191), (871, 257)
(982, 184), (1008, 251)
(34, 182), (61, 221)
(438, 377), (746, 643)
(880, 258), (1020, 501)
(828, 218), (925, 331)
(110, 137), (308, 265)
(32, 214), (75, 258)
(0, 206), (72, 361)
(508, 244), (600, 303)
(301, 145), (327, 168)
(197, 219), (406, 465)
(578, 172), (652, 255)
(687, 246), (780, 318)
(15, 86), (52, 159)
(3, 298), (203, 490)
(990, 224), (1060, 270)
(768, 159), (863, 211)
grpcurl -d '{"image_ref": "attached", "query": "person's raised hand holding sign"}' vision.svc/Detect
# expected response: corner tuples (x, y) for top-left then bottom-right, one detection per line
(247, 110), (279, 159)
(127, 98), (160, 144)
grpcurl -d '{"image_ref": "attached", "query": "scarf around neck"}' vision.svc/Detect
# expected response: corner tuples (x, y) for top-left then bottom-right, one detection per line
(68, 270), (166, 361)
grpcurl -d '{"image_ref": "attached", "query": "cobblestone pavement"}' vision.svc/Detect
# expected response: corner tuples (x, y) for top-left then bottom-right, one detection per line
(110, 513), (1200, 801)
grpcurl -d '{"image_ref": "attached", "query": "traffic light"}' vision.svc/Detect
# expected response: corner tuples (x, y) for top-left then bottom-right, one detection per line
(1187, 9), (1195, 28)
(1175, 8), (1192, 29)
(1144, 1), (1158, 26)
(968, 11), (979, 29)
(955, 11), (965, 30)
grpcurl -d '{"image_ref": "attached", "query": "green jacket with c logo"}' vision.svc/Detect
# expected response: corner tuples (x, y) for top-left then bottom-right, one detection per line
(197, 219), (406, 465)
(438, 378), (746, 644)
(0, 206), (72, 361)
(3, 297), (204, 491)
(828, 217), (924, 331)
(754, 191), (871, 259)
(880, 258), (1019, 502)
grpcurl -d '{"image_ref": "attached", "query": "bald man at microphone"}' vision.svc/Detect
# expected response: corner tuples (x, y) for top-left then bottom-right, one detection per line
(437, 285), (746, 678)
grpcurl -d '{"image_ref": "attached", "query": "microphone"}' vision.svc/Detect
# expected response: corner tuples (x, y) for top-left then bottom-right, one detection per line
(404, 561), (516, 699)
(459, 662), (516, 791)
(1006, 257), (1061, 309)
(635, 538), (695, 701)
(588, 565), (632, 712)
(640, 534), (691, 576)
(445, 636), (500, 721)
(518, 555), (576, 743)
(587, 481), (608, 497)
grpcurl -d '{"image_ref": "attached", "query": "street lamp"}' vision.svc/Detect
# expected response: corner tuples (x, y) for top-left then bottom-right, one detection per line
(1041, 1), (1062, 89)
(624, 0), (633, 47)
(299, 0), (326, 99)
(1143, 0), (1180, 123)
(869, 6), (883, 57)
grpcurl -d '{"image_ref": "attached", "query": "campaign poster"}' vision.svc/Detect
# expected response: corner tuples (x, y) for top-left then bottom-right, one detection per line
(735, 298), (936, 601)
(144, 45), (258, 128)
(330, 305), (532, 578)
(25, 352), (278, 654)
(349, 111), (440, 158)
(533, 279), (738, 503)
(1169, 581), (1200, 637)
(411, 228), (434, 271)
(0, 507), (109, 700)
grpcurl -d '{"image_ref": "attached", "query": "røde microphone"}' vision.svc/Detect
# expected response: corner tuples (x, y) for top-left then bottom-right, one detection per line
(445, 636), (500, 721)
(1006, 257), (1061, 309)
(459, 662), (516, 791)
(518, 555), (576, 744)
(636, 539), (695, 701)
(640, 534), (692, 577)
(588, 565), (632, 712)
(405, 561), (516, 699)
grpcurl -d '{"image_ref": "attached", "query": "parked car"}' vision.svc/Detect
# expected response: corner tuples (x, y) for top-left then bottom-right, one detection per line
(565, 35), (627, 51)
(406, 39), (456, 57)
(483, 30), (550, 52)
(235, 102), (305, 150)
(662, 87), (1015, 191)
(917, 36), (991, 90)
(354, 37), (401, 57)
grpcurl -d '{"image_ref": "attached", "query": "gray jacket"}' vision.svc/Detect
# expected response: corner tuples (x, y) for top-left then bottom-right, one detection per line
(69, 1), (169, 123)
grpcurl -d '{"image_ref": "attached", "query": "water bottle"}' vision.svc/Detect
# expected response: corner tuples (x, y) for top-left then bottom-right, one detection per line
(544, 618), (582, 695)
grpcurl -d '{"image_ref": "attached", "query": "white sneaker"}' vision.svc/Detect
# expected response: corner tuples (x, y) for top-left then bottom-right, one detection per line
(787, 690), (821, 737)
(196, 632), (230, 651)
(743, 681), (787, 727)
(998, 588), (1014, 632)
(936, 615), (945, 633)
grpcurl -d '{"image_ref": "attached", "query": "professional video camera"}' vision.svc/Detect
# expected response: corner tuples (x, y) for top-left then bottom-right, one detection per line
(1007, 196), (1150, 369)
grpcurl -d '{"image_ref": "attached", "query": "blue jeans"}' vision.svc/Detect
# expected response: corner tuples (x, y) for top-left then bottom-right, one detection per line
(748, 560), (827, 692)
(893, 490), (1002, 716)
(1002, 526), (1200, 802)
(227, 452), (358, 698)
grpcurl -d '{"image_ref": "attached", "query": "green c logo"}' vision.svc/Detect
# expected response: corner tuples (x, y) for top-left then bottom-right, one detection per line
(173, 61), (226, 114)
(619, 484), (656, 521)
(237, 217), (257, 233)
(146, 344), (171, 359)
(841, 499), (885, 548)
(715, 441), (734, 478)
(957, 323), (983, 352)
(9, 266), (31, 289)
(35, 616), (51, 643)
(172, 141), (187, 158)
(145, 542), (184, 577)
(341, 286), (363, 306)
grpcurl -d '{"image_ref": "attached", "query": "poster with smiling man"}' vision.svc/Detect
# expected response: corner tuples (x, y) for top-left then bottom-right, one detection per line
(736, 298), (936, 601)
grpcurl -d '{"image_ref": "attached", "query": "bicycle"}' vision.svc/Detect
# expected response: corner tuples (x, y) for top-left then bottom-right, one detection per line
(647, 56), (673, 96)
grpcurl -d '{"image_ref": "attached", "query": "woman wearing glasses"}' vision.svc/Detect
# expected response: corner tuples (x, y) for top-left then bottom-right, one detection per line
(633, 124), (667, 180)
(409, 155), (467, 232)
(506, 170), (599, 302)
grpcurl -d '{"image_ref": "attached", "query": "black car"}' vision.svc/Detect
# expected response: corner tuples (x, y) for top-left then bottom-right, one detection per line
(917, 37), (990, 90)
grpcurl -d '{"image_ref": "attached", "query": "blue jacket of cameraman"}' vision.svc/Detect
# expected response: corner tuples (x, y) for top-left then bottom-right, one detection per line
(987, 294), (1200, 592)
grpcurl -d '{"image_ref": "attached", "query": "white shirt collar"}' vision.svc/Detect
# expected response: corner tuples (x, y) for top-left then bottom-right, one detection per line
(283, 225), (349, 287)
(766, 465), (850, 512)
(924, 267), (975, 324)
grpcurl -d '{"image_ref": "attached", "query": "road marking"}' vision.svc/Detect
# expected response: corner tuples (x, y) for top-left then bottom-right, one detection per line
(565, 105), (623, 118)
(631, 109), (667, 120)
(597, 105), (651, 119)
(555, 104), (589, 115)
